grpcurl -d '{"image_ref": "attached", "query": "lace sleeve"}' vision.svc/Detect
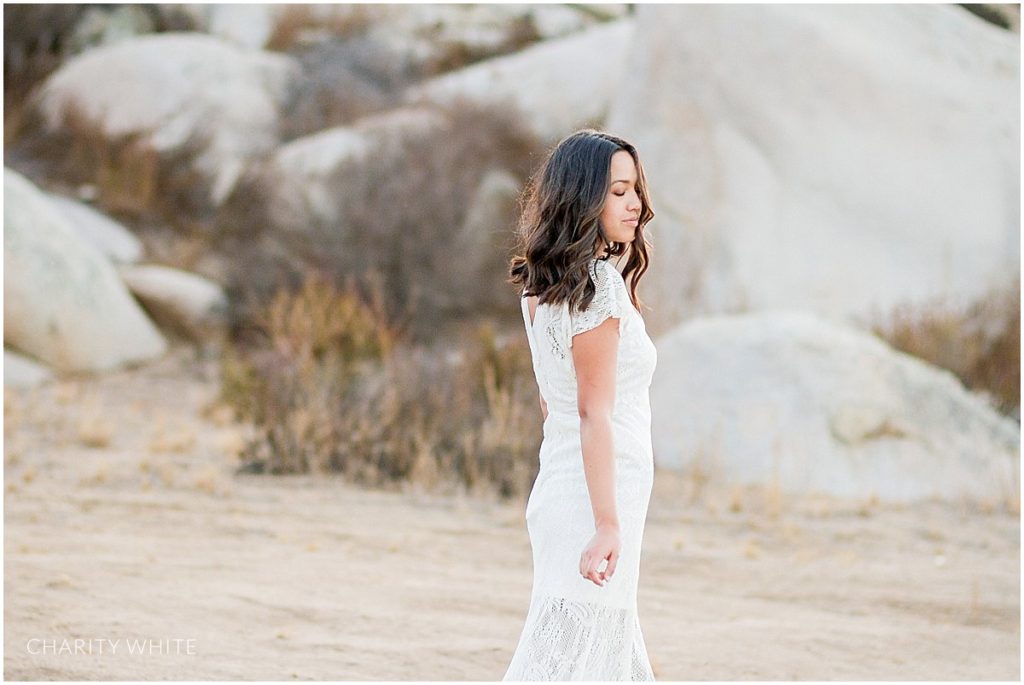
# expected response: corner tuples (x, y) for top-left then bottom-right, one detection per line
(569, 259), (624, 346)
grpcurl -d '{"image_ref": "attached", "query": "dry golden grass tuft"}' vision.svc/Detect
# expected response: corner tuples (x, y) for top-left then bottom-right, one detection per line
(77, 412), (115, 448)
(868, 277), (1020, 418)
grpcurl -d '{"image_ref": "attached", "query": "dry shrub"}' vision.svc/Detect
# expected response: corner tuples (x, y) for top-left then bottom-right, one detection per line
(868, 277), (1020, 418)
(221, 271), (541, 499)
(266, 5), (543, 83)
(265, 4), (381, 53)
(7, 99), (215, 234)
(320, 97), (542, 336)
(4, 4), (91, 136)
(277, 38), (403, 140)
(218, 96), (543, 344)
(416, 14), (542, 79)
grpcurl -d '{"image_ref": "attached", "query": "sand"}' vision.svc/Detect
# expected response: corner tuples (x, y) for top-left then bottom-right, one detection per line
(3, 345), (1019, 680)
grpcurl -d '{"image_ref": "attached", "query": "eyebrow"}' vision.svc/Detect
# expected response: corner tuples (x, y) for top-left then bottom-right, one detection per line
(612, 178), (637, 184)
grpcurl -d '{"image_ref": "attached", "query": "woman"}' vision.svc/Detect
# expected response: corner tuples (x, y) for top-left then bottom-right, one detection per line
(504, 129), (658, 680)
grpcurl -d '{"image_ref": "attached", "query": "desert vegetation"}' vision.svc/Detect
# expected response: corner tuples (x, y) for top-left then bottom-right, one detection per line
(868, 277), (1020, 419)
(218, 269), (541, 499)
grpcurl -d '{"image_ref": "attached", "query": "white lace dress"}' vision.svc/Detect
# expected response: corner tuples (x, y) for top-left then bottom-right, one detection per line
(503, 256), (658, 681)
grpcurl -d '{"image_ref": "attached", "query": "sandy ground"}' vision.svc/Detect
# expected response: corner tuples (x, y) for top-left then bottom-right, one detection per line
(3, 345), (1020, 680)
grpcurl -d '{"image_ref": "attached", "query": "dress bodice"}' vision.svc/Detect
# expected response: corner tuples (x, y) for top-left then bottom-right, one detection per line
(520, 257), (658, 460)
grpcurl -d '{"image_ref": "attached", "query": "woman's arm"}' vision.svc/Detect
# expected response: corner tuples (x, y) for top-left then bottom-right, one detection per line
(571, 315), (621, 586)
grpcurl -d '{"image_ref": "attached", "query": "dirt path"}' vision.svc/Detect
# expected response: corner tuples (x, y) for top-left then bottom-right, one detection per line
(4, 346), (1019, 680)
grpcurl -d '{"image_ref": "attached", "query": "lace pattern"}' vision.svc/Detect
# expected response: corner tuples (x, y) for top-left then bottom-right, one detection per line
(569, 258), (625, 343)
(503, 595), (655, 681)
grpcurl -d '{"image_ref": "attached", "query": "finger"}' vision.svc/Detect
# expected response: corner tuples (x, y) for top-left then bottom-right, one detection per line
(606, 549), (619, 578)
(586, 569), (604, 586)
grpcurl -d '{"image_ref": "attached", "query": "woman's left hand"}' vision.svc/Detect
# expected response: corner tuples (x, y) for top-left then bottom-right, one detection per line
(579, 524), (620, 587)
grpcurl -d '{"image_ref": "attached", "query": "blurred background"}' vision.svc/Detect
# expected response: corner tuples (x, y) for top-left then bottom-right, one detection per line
(3, 4), (1020, 680)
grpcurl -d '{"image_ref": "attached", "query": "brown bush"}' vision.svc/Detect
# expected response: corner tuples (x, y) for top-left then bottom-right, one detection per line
(221, 271), (541, 498)
(218, 96), (544, 345)
(868, 277), (1020, 418)
(7, 98), (215, 236)
(415, 14), (542, 79)
(276, 39), (404, 140)
(265, 4), (381, 53)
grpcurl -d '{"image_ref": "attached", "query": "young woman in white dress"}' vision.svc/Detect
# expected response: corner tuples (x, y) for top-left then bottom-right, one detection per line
(504, 129), (658, 680)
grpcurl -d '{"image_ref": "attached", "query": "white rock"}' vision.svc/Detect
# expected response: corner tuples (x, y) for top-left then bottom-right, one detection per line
(262, 106), (450, 234)
(202, 4), (277, 50)
(47, 193), (143, 264)
(650, 310), (1020, 504)
(3, 349), (53, 388)
(3, 168), (167, 372)
(32, 32), (300, 206)
(403, 19), (634, 143)
(607, 5), (1020, 336)
(117, 264), (229, 342)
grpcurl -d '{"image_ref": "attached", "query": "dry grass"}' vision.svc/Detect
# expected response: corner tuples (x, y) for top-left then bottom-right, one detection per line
(76, 413), (114, 449)
(265, 4), (382, 52)
(415, 14), (542, 79)
(8, 99), (216, 234)
(868, 277), (1020, 418)
(3, 4), (90, 140)
(218, 271), (541, 499)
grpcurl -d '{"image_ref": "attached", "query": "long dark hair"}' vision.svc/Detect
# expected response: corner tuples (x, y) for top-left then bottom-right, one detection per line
(508, 128), (654, 315)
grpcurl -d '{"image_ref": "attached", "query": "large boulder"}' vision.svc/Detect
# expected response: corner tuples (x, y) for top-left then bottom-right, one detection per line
(31, 32), (300, 206)
(3, 168), (167, 372)
(607, 5), (1020, 336)
(403, 18), (634, 143)
(650, 310), (1020, 504)
(47, 193), (143, 264)
(260, 105), (450, 235)
(3, 349), (53, 388)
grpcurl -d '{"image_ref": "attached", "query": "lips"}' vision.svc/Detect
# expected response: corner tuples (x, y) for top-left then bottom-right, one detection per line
(624, 218), (639, 224)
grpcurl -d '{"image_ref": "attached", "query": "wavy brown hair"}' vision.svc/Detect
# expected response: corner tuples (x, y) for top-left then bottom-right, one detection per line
(508, 129), (654, 315)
